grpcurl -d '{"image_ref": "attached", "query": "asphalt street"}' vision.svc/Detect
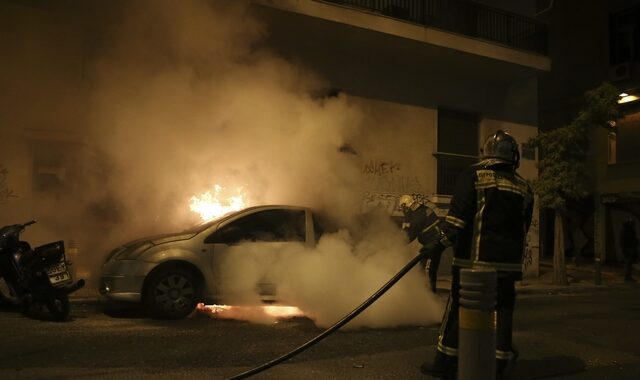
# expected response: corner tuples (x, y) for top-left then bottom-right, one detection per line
(0, 285), (639, 380)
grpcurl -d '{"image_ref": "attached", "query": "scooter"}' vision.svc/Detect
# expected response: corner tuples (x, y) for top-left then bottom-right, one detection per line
(0, 221), (85, 321)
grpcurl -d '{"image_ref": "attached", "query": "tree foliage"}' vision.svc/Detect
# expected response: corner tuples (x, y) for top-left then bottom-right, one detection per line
(528, 82), (620, 210)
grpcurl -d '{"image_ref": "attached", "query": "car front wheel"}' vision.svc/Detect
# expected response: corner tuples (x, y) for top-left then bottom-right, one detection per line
(144, 268), (202, 319)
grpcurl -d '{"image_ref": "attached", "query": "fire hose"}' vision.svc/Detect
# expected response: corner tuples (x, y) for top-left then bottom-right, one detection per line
(224, 249), (428, 379)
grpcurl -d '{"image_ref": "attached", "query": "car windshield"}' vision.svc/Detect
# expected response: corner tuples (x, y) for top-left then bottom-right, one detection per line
(181, 211), (237, 234)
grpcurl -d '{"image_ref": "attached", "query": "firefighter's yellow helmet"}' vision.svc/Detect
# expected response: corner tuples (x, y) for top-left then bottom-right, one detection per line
(398, 194), (420, 212)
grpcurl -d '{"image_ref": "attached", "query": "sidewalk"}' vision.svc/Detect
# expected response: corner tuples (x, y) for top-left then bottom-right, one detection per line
(518, 259), (634, 291)
(433, 258), (639, 296)
(517, 259), (636, 294)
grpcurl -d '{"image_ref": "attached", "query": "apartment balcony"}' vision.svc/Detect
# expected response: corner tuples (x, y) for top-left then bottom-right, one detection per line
(321, 0), (548, 55)
(252, 0), (550, 125)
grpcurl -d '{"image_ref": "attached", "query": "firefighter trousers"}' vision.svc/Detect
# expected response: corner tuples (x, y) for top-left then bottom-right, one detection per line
(435, 265), (518, 373)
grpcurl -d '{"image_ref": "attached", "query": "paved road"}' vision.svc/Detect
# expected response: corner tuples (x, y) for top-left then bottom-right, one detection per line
(0, 288), (639, 379)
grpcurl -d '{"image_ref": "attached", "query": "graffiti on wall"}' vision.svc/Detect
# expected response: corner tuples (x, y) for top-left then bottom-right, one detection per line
(362, 191), (399, 215)
(523, 236), (534, 269)
(0, 166), (17, 203)
(523, 218), (539, 273)
(362, 159), (401, 176)
(361, 158), (423, 194)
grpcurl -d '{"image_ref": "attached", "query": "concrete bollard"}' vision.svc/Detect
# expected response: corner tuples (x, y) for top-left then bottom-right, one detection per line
(459, 268), (497, 380)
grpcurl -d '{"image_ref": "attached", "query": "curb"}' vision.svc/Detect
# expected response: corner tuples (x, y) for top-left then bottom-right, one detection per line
(515, 283), (636, 295)
(435, 272), (637, 295)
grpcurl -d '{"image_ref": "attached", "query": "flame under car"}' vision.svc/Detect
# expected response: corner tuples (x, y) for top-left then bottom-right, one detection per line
(100, 205), (325, 319)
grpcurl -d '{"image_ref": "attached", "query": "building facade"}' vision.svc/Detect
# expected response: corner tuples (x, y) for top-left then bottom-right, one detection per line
(0, 0), (547, 278)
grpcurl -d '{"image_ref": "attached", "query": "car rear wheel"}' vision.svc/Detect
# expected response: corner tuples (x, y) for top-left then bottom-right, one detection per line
(144, 268), (202, 319)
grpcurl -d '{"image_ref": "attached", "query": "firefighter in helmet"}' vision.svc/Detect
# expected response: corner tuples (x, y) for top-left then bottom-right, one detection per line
(420, 130), (534, 379)
(398, 194), (442, 292)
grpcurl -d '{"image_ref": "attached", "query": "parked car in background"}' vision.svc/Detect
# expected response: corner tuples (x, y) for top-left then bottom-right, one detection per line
(100, 205), (329, 319)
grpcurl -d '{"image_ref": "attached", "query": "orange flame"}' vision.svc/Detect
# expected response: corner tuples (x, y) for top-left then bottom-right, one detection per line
(195, 303), (305, 320)
(262, 305), (305, 318)
(189, 185), (248, 222)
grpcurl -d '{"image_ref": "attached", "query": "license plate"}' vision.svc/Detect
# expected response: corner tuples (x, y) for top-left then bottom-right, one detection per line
(46, 262), (72, 285)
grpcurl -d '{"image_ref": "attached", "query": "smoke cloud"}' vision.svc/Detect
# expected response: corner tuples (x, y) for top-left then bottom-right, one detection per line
(215, 210), (443, 328)
(87, 0), (364, 229)
(0, 0), (443, 327)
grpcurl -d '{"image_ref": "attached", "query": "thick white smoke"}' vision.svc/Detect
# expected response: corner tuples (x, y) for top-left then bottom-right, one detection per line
(87, 0), (365, 234)
(0, 0), (444, 327)
(213, 210), (443, 329)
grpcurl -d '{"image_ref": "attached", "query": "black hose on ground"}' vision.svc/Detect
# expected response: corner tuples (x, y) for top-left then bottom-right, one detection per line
(225, 249), (428, 379)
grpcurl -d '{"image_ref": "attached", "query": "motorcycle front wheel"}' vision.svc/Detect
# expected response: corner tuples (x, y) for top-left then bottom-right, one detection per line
(45, 291), (70, 321)
(0, 276), (21, 308)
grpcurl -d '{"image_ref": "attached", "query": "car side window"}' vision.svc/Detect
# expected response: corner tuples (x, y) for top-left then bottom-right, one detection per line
(205, 209), (306, 244)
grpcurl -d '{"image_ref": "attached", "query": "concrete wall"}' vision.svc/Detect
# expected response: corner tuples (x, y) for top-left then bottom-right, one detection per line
(353, 97), (437, 209)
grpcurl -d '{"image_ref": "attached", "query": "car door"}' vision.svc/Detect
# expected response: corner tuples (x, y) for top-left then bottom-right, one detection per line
(204, 208), (307, 303)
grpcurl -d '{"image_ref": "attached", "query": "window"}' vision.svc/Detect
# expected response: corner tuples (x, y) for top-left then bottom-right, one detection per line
(614, 113), (640, 163)
(23, 129), (84, 199)
(435, 109), (479, 195)
(610, 5), (640, 64)
(205, 209), (306, 244)
(521, 142), (536, 160)
(32, 140), (73, 195)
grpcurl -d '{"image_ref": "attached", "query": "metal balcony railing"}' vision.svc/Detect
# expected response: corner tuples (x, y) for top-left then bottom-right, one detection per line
(319, 0), (548, 55)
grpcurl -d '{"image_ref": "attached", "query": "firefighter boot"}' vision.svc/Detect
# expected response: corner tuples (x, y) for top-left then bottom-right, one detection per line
(429, 277), (437, 293)
(497, 347), (519, 379)
(421, 351), (457, 379)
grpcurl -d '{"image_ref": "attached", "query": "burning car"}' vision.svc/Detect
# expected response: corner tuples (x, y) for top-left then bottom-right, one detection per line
(100, 205), (327, 319)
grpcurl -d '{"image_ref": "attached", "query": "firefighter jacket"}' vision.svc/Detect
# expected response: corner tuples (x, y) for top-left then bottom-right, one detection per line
(402, 204), (441, 246)
(440, 161), (534, 273)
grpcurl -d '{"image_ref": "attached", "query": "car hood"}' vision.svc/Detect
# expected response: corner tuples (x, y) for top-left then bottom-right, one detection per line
(106, 232), (197, 261)
(123, 232), (196, 247)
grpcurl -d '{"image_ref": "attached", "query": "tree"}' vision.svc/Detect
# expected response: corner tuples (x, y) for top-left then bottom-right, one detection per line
(528, 82), (619, 285)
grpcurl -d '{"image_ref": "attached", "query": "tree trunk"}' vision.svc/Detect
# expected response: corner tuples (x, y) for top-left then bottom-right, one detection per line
(553, 211), (569, 285)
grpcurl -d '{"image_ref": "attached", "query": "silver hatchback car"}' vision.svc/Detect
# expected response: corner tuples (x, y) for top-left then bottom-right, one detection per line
(100, 205), (324, 319)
